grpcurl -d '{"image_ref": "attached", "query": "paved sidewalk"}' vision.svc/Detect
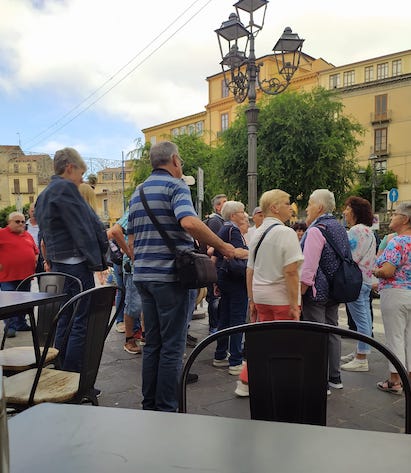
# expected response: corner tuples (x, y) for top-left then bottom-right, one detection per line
(3, 298), (408, 433)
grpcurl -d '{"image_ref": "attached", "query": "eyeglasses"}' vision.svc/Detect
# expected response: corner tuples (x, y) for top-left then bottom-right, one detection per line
(393, 213), (407, 217)
(12, 220), (25, 224)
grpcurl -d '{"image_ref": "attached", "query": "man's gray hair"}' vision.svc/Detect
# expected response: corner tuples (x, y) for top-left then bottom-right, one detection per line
(150, 141), (179, 169)
(310, 189), (336, 213)
(396, 202), (411, 221)
(8, 211), (24, 222)
(221, 200), (245, 221)
(54, 147), (87, 175)
(211, 194), (227, 210)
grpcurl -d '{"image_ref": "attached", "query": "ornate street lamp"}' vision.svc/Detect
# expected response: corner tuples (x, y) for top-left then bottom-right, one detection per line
(215, 0), (304, 211)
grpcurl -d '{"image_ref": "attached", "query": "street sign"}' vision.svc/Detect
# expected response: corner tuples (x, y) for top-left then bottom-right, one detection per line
(388, 188), (399, 203)
(197, 167), (204, 202)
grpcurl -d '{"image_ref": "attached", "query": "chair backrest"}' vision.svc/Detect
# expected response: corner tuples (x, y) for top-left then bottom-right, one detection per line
(179, 321), (411, 434)
(15, 272), (83, 346)
(28, 285), (123, 405)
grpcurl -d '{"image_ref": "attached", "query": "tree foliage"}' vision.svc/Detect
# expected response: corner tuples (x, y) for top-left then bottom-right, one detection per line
(348, 165), (398, 211)
(216, 87), (364, 211)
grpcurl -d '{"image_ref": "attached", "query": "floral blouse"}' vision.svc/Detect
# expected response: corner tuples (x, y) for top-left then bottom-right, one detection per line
(375, 235), (411, 290)
(347, 224), (376, 285)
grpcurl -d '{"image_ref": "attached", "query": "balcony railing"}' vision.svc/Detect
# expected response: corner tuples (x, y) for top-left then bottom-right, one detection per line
(370, 110), (392, 124)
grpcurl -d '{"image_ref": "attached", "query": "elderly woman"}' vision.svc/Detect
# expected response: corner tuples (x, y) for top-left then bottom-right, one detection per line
(212, 201), (249, 376)
(374, 202), (411, 395)
(340, 197), (376, 372)
(235, 189), (304, 397)
(300, 189), (352, 391)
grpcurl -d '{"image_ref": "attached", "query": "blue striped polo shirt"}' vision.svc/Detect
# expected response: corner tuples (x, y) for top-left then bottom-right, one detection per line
(127, 169), (197, 282)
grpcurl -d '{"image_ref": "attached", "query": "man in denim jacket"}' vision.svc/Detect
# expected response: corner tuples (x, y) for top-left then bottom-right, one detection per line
(36, 147), (108, 372)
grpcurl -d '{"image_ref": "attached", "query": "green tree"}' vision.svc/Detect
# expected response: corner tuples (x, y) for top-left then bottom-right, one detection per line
(348, 165), (398, 211)
(217, 87), (364, 211)
(0, 206), (17, 228)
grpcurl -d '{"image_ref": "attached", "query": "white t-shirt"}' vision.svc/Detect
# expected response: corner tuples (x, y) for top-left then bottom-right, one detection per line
(248, 217), (304, 306)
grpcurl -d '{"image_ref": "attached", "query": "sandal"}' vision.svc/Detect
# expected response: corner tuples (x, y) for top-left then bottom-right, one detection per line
(377, 379), (403, 395)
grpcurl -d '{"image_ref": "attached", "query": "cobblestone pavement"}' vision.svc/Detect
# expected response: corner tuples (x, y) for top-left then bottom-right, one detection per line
(4, 296), (408, 433)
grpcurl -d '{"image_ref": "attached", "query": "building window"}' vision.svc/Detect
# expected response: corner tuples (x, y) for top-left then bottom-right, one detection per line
(392, 59), (402, 76)
(188, 124), (195, 135)
(375, 94), (388, 121)
(103, 172), (113, 181)
(103, 199), (108, 216)
(364, 66), (373, 82)
(221, 113), (229, 132)
(29, 196), (34, 204)
(13, 164), (19, 173)
(27, 178), (34, 193)
(171, 128), (179, 137)
(150, 136), (157, 145)
(196, 121), (204, 135)
(221, 79), (229, 98)
(13, 179), (20, 193)
(329, 74), (340, 89)
(343, 70), (355, 86)
(374, 128), (387, 153)
(179, 126), (186, 135)
(27, 163), (32, 173)
(376, 62), (388, 80)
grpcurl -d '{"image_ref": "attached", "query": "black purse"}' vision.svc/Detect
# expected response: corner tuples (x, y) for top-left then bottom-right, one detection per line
(139, 186), (217, 289)
(220, 226), (247, 281)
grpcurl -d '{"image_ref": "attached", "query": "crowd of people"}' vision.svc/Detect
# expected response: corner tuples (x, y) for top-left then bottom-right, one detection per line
(0, 140), (410, 412)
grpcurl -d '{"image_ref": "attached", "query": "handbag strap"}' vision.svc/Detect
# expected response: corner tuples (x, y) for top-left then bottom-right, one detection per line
(253, 223), (280, 261)
(316, 226), (351, 262)
(139, 185), (177, 255)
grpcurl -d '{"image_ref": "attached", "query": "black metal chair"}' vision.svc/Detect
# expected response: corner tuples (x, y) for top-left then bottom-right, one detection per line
(179, 321), (411, 434)
(4, 285), (124, 411)
(0, 272), (83, 372)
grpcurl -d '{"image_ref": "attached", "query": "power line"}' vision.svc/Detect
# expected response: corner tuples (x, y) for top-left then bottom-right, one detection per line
(24, 0), (213, 151)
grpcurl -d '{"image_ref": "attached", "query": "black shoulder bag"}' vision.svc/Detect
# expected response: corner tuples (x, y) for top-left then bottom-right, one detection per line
(139, 186), (217, 289)
(317, 226), (363, 303)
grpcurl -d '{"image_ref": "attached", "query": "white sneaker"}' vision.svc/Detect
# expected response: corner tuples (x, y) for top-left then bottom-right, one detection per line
(228, 364), (243, 376)
(234, 381), (249, 397)
(341, 358), (369, 372)
(340, 352), (355, 363)
(213, 358), (229, 368)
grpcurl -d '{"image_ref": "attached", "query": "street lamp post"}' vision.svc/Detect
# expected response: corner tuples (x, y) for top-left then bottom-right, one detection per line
(215, 0), (304, 212)
(369, 154), (378, 214)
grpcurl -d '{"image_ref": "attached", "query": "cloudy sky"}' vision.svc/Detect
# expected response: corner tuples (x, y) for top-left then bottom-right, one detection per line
(0, 0), (409, 165)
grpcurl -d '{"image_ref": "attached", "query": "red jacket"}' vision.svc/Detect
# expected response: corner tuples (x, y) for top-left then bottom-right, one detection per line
(0, 227), (38, 282)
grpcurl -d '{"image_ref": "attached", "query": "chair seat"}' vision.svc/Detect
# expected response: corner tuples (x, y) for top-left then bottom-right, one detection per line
(0, 347), (59, 371)
(4, 368), (80, 404)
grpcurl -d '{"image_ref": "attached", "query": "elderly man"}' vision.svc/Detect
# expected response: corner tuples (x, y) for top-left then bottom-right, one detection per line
(0, 211), (39, 337)
(35, 147), (108, 372)
(128, 141), (235, 412)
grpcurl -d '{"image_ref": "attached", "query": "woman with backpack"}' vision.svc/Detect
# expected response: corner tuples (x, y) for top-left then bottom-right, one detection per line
(340, 197), (376, 372)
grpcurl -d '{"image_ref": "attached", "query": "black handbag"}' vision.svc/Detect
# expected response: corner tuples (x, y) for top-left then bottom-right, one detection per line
(139, 186), (217, 289)
(220, 226), (247, 281)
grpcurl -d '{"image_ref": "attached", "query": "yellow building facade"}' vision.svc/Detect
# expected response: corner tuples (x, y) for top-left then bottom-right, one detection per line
(0, 146), (53, 211)
(143, 49), (411, 204)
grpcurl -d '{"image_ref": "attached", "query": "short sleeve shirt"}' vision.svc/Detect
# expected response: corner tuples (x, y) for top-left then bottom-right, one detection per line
(376, 235), (411, 290)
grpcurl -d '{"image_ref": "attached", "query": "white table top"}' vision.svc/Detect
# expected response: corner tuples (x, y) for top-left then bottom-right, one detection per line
(8, 403), (411, 472)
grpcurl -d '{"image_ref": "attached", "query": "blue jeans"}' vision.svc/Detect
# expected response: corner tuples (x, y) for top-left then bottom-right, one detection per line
(136, 281), (188, 412)
(0, 280), (31, 330)
(346, 283), (372, 354)
(186, 288), (197, 328)
(214, 279), (248, 367)
(113, 263), (124, 323)
(51, 261), (95, 372)
(124, 273), (141, 330)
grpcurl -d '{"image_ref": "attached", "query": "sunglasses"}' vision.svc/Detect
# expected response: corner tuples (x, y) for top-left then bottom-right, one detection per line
(13, 220), (25, 224)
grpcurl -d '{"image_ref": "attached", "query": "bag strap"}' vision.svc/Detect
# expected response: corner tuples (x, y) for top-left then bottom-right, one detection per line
(316, 226), (351, 262)
(253, 223), (280, 261)
(139, 185), (177, 255)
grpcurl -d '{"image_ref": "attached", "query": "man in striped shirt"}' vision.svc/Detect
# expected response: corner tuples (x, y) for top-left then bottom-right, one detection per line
(128, 141), (234, 412)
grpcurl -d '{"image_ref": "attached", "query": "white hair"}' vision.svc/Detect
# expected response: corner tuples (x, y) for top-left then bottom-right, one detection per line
(221, 201), (245, 221)
(310, 189), (335, 213)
